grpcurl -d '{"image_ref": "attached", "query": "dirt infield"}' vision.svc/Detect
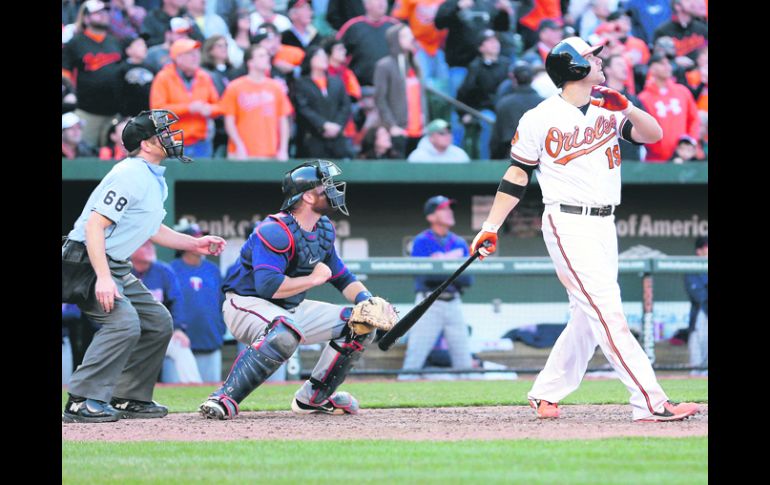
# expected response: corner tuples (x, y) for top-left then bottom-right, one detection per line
(62, 404), (707, 441)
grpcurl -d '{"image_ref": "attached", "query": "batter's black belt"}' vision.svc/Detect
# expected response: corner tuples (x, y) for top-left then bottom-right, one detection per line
(560, 204), (615, 217)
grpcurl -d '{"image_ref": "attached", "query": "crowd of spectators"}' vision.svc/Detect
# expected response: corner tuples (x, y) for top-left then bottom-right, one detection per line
(62, 0), (708, 163)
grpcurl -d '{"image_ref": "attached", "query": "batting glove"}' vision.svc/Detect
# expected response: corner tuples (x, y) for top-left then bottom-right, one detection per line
(590, 86), (631, 114)
(471, 222), (499, 260)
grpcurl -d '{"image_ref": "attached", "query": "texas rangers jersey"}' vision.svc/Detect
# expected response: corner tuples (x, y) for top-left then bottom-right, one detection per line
(510, 95), (634, 206)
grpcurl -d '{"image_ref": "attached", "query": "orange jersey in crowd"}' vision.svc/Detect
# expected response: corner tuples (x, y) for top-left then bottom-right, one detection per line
(519, 0), (562, 32)
(405, 68), (423, 138)
(219, 76), (294, 157)
(685, 69), (708, 112)
(637, 78), (700, 162)
(274, 44), (306, 67)
(149, 64), (222, 145)
(391, 0), (448, 56)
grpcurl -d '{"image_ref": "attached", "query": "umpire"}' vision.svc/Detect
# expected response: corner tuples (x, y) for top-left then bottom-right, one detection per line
(62, 109), (226, 423)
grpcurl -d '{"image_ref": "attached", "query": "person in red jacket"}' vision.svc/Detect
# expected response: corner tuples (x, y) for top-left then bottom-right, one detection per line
(150, 38), (222, 158)
(637, 53), (699, 162)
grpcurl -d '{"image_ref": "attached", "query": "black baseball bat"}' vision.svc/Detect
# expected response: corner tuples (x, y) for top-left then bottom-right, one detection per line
(377, 242), (490, 351)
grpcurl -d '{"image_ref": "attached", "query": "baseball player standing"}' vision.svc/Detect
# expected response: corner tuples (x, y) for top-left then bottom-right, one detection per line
(401, 195), (474, 378)
(470, 37), (700, 422)
(61, 110), (226, 423)
(199, 160), (389, 419)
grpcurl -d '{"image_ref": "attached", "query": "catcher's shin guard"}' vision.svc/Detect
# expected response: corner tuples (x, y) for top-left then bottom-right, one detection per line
(203, 317), (301, 418)
(300, 328), (375, 406)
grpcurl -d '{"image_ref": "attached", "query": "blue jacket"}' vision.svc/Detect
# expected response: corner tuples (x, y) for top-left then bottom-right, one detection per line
(411, 229), (473, 294)
(684, 273), (708, 332)
(171, 258), (227, 352)
(131, 261), (187, 332)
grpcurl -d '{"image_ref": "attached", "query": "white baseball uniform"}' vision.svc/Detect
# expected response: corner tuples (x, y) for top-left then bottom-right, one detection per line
(511, 94), (669, 420)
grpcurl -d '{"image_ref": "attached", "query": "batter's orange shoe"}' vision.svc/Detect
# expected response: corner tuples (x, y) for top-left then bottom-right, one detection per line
(529, 399), (560, 419)
(635, 401), (700, 422)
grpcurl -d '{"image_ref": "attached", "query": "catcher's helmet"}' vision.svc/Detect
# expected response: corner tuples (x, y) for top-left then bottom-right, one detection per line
(545, 37), (604, 88)
(280, 160), (349, 215)
(122, 109), (193, 162)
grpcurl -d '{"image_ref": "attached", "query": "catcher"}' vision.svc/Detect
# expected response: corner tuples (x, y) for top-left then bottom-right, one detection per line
(200, 160), (397, 419)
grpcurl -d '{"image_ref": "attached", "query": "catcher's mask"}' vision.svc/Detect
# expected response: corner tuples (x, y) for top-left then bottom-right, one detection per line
(280, 160), (348, 216)
(122, 109), (193, 163)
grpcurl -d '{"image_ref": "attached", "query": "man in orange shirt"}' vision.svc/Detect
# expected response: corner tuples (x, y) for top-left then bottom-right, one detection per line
(219, 44), (293, 160)
(392, 0), (449, 94)
(150, 38), (222, 158)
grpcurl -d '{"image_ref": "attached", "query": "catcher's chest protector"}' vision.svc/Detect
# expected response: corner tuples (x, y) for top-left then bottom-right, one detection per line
(270, 214), (335, 276)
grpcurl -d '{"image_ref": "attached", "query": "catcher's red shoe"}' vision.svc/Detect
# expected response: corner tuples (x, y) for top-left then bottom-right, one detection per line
(529, 399), (560, 419)
(635, 401), (700, 422)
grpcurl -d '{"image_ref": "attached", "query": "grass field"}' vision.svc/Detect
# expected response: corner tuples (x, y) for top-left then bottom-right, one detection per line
(61, 378), (708, 412)
(62, 378), (708, 484)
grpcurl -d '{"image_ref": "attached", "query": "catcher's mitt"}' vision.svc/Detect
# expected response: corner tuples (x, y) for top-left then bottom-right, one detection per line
(348, 296), (399, 335)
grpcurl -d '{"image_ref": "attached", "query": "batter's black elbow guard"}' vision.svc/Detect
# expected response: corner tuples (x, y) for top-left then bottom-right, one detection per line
(498, 178), (528, 200)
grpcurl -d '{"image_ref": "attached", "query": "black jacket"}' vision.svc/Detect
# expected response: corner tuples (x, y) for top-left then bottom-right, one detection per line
(435, 0), (511, 67)
(653, 18), (708, 60)
(141, 8), (204, 47)
(326, 0), (365, 31)
(490, 85), (543, 159)
(290, 76), (353, 159)
(457, 56), (510, 112)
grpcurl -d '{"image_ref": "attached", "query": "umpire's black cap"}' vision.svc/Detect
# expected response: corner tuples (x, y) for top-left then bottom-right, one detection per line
(122, 111), (158, 152)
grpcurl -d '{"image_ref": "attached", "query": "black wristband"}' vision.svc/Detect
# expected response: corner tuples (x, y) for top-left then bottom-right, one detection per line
(498, 179), (528, 199)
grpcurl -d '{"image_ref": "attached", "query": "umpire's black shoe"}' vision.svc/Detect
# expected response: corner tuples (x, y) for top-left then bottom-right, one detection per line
(110, 398), (169, 419)
(62, 395), (120, 423)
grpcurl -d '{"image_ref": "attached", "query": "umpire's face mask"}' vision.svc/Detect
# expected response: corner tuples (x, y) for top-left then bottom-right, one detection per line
(318, 161), (348, 216)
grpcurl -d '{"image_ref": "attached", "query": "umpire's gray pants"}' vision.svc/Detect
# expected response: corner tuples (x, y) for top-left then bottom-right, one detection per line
(401, 295), (473, 372)
(67, 259), (173, 403)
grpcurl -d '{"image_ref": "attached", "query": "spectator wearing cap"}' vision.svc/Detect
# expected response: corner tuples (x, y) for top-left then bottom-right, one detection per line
(407, 119), (470, 163)
(456, 29), (509, 160)
(670, 134), (700, 164)
(336, 0), (400, 88)
(146, 16), (194, 72)
(290, 46), (354, 159)
(684, 235), (708, 376)
(374, 23), (427, 159)
(219, 44), (293, 160)
(401, 195), (474, 379)
(252, 22), (305, 82)
(110, 0), (149, 41)
(99, 116), (132, 161)
(117, 34), (157, 118)
(637, 53), (699, 162)
(601, 54), (645, 161)
(250, 0), (292, 35)
(62, 1), (124, 148)
(326, 0), (365, 31)
(391, 0), (450, 96)
(63, 112), (99, 159)
(170, 220), (228, 383)
(435, 0), (512, 148)
(282, 0), (324, 52)
(142, 0), (205, 48)
(150, 38), (222, 158)
(521, 18), (564, 67)
(490, 61), (544, 160)
(652, 0), (708, 63)
(129, 240), (202, 384)
(604, 9), (650, 68)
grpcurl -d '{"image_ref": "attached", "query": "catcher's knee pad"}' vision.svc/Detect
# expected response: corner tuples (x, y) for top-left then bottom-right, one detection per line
(213, 316), (301, 404)
(307, 330), (374, 405)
